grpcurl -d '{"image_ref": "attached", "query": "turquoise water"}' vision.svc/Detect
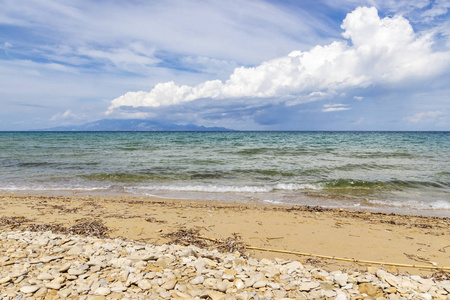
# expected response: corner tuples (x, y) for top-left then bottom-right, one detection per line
(0, 131), (449, 216)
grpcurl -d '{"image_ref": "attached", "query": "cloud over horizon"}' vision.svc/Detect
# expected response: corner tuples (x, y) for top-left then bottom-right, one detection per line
(107, 6), (450, 117)
(0, 1), (449, 131)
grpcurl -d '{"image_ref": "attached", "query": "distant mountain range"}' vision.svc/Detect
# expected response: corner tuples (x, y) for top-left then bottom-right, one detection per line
(39, 119), (234, 131)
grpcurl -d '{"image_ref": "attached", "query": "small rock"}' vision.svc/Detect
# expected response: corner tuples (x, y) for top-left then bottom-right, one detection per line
(253, 280), (267, 288)
(34, 287), (48, 297)
(45, 282), (62, 290)
(377, 270), (401, 287)
(412, 293), (433, 300)
(161, 280), (176, 290)
(68, 268), (85, 276)
(138, 279), (151, 290)
(94, 286), (111, 296)
(195, 258), (207, 274)
(190, 276), (205, 285)
(40, 255), (62, 263)
(58, 263), (71, 273)
(298, 282), (320, 291)
(67, 246), (83, 256)
(234, 279), (244, 290)
(203, 277), (216, 288)
(0, 276), (12, 284)
(19, 286), (40, 294)
(216, 281), (227, 292)
(359, 282), (378, 297)
(207, 290), (226, 300)
(323, 290), (337, 298)
(334, 273), (349, 287)
(37, 272), (54, 280)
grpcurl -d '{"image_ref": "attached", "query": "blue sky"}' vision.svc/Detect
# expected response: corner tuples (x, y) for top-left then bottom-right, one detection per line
(0, 0), (449, 131)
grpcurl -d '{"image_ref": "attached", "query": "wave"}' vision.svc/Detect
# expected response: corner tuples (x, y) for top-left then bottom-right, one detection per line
(0, 185), (109, 191)
(319, 179), (450, 190)
(130, 185), (272, 193)
(368, 199), (450, 210)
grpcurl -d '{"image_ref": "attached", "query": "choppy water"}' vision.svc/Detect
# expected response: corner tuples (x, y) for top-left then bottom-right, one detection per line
(0, 131), (449, 216)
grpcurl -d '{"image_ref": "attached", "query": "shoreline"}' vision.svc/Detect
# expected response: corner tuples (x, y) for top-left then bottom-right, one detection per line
(1, 193), (449, 277)
(4, 188), (450, 218)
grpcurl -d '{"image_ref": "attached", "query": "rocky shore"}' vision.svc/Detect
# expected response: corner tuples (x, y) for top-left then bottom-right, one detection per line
(1, 230), (449, 300)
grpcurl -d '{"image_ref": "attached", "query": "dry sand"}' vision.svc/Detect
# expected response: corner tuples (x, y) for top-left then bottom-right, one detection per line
(0, 193), (449, 276)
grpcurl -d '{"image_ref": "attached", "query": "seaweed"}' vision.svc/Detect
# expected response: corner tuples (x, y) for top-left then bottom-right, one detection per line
(164, 228), (247, 255)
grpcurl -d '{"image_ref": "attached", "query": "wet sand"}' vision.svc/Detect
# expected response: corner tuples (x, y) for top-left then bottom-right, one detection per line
(0, 193), (449, 276)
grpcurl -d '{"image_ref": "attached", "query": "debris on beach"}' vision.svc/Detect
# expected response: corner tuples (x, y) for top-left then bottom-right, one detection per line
(164, 228), (247, 255)
(0, 216), (109, 238)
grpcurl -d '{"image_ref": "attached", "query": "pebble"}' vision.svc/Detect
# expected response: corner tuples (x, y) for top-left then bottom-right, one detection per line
(45, 282), (62, 290)
(190, 275), (204, 285)
(94, 286), (111, 296)
(19, 285), (40, 294)
(0, 230), (447, 300)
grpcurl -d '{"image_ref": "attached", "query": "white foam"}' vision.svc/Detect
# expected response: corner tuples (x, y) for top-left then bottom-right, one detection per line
(131, 185), (272, 193)
(0, 186), (108, 191)
(262, 199), (284, 204)
(368, 199), (450, 210)
(274, 183), (323, 190)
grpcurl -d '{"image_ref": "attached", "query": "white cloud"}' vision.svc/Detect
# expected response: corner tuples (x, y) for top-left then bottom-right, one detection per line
(77, 46), (159, 69)
(50, 109), (77, 121)
(107, 6), (450, 115)
(322, 104), (351, 112)
(0, 0), (334, 66)
(421, 0), (450, 21)
(406, 111), (445, 123)
(353, 96), (364, 100)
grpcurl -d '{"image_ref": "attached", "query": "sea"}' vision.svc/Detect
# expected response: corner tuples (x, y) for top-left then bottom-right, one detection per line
(0, 131), (449, 217)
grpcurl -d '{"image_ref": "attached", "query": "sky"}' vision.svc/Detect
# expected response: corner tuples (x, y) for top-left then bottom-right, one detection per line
(0, 0), (449, 131)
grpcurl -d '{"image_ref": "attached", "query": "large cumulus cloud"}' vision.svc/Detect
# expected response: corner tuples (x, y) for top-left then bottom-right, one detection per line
(106, 6), (450, 115)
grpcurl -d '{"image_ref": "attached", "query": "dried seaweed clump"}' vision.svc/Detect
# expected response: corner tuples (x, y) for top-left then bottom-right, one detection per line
(164, 228), (209, 248)
(28, 223), (66, 233)
(431, 271), (450, 281)
(164, 228), (247, 255)
(67, 219), (109, 238)
(214, 233), (247, 255)
(145, 217), (167, 224)
(0, 216), (33, 228)
(27, 219), (109, 238)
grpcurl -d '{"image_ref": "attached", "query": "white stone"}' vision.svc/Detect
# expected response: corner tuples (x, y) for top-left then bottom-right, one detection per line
(204, 277), (216, 288)
(216, 281), (227, 292)
(137, 279), (151, 290)
(377, 270), (402, 287)
(94, 286), (111, 296)
(334, 273), (349, 287)
(323, 290), (337, 298)
(298, 281), (320, 291)
(37, 272), (54, 280)
(234, 279), (245, 290)
(67, 246), (83, 256)
(45, 282), (61, 290)
(253, 280), (267, 288)
(0, 276), (12, 284)
(161, 280), (176, 290)
(190, 276), (204, 285)
(195, 258), (207, 274)
(58, 263), (71, 272)
(335, 291), (349, 300)
(67, 268), (85, 276)
(412, 293), (433, 300)
(20, 286), (40, 294)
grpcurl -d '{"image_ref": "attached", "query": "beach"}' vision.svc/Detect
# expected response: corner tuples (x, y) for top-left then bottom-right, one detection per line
(1, 193), (449, 273)
(1, 193), (450, 299)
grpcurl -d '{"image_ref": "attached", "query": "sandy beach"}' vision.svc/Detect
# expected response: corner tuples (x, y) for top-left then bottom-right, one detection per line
(1, 193), (448, 276)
